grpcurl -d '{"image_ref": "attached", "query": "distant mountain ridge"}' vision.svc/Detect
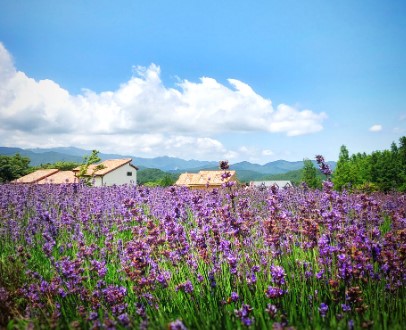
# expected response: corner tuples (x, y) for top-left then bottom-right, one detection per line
(0, 146), (336, 177)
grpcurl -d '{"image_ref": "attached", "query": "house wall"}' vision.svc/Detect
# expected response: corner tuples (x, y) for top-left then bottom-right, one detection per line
(96, 163), (137, 186)
(92, 176), (103, 187)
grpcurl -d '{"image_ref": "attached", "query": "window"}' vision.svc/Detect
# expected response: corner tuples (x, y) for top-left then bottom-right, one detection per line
(127, 172), (132, 176)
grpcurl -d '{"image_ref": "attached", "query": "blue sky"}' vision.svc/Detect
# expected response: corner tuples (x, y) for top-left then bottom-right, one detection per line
(0, 0), (405, 163)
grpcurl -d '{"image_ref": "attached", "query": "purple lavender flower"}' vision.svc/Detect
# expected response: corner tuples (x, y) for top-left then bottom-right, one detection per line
(168, 319), (188, 330)
(135, 303), (146, 317)
(270, 265), (286, 285)
(117, 313), (130, 327)
(234, 303), (254, 327)
(265, 286), (286, 299)
(315, 155), (325, 164)
(251, 265), (260, 273)
(112, 303), (127, 315)
(227, 255), (238, 268)
(88, 311), (99, 321)
(176, 280), (194, 294)
(219, 160), (230, 170)
(156, 273), (169, 288)
(208, 271), (216, 288)
(316, 155), (332, 176)
(102, 285), (127, 304)
(221, 172), (232, 180)
(58, 288), (67, 298)
(90, 260), (107, 277)
(319, 302), (328, 317)
(230, 292), (239, 302)
(242, 317), (253, 326)
(246, 273), (257, 286)
(315, 270), (324, 279)
(265, 303), (278, 318)
(341, 304), (351, 312)
(183, 280), (194, 294)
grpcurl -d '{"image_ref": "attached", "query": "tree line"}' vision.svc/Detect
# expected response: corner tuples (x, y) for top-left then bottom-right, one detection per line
(332, 136), (406, 192)
(301, 136), (406, 192)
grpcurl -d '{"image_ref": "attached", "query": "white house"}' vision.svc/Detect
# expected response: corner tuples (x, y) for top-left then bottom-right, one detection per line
(73, 158), (138, 186)
(15, 158), (139, 186)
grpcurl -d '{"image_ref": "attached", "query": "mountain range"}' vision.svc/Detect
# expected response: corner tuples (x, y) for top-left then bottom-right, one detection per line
(0, 146), (336, 181)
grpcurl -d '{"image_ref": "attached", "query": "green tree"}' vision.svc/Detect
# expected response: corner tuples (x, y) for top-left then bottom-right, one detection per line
(369, 150), (399, 192)
(350, 152), (371, 189)
(76, 150), (103, 186)
(159, 174), (176, 187)
(398, 136), (406, 191)
(332, 145), (353, 191)
(332, 137), (406, 192)
(0, 154), (31, 183)
(137, 168), (178, 186)
(301, 159), (321, 189)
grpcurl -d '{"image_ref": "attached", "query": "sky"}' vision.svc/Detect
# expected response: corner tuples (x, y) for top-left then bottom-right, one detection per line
(0, 0), (405, 164)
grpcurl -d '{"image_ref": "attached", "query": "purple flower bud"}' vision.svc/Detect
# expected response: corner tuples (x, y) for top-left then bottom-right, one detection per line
(319, 302), (328, 317)
(219, 160), (230, 170)
(265, 286), (286, 299)
(88, 311), (99, 321)
(270, 265), (286, 286)
(168, 319), (187, 330)
(230, 292), (239, 302)
(118, 313), (130, 326)
(265, 303), (278, 318)
(341, 304), (351, 312)
(242, 317), (253, 326)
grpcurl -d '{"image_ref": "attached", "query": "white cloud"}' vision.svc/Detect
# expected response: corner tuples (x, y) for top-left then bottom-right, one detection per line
(262, 149), (274, 156)
(0, 43), (327, 160)
(369, 124), (383, 132)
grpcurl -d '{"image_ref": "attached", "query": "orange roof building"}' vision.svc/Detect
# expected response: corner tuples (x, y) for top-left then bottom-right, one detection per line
(14, 169), (59, 184)
(175, 170), (237, 189)
(37, 171), (79, 184)
(13, 159), (138, 186)
(72, 158), (138, 186)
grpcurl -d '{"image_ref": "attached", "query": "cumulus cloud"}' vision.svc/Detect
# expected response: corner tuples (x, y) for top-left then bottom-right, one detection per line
(0, 43), (326, 160)
(369, 124), (383, 132)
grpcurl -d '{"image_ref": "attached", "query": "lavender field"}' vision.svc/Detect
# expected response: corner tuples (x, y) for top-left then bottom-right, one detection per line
(0, 181), (405, 329)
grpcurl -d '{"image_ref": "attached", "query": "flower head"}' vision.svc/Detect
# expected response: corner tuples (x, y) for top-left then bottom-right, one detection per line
(168, 319), (187, 330)
(319, 302), (328, 317)
(219, 160), (230, 170)
(270, 265), (286, 285)
(265, 286), (286, 299)
(315, 155), (332, 176)
(229, 292), (239, 302)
